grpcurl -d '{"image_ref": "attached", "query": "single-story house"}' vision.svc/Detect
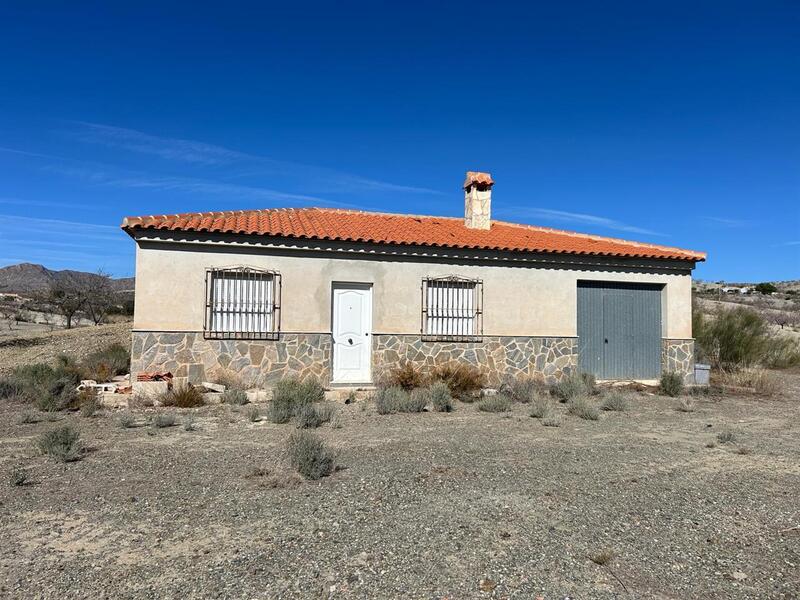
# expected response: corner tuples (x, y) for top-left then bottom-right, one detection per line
(122, 171), (706, 388)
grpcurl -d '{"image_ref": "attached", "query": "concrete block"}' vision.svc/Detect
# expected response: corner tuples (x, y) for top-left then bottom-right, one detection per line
(132, 380), (169, 398)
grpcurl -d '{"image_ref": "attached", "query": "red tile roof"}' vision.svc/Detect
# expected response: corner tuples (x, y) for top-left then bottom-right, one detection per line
(121, 207), (706, 262)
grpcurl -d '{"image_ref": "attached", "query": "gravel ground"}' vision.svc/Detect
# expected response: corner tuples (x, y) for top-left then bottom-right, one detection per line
(1, 374), (799, 599)
(0, 322), (131, 376)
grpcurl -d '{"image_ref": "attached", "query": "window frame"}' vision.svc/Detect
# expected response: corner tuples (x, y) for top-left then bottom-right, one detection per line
(421, 275), (484, 342)
(203, 266), (282, 340)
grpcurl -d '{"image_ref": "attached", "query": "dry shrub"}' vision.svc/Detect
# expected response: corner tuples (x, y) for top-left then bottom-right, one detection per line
(676, 397), (695, 412)
(267, 376), (325, 424)
(529, 395), (553, 418)
(78, 389), (100, 417)
(151, 413), (177, 428)
(429, 382), (454, 412)
(160, 384), (205, 408)
(477, 394), (511, 413)
(116, 411), (136, 428)
(10, 466), (29, 487)
(221, 389), (249, 405)
(590, 549), (615, 565)
(567, 396), (600, 420)
(82, 344), (130, 382)
(246, 405), (261, 422)
(717, 429), (735, 444)
(501, 375), (543, 403)
(37, 425), (82, 462)
(294, 402), (338, 428)
(601, 391), (628, 412)
(373, 386), (426, 414)
(286, 430), (335, 480)
(542, 411), (563, 427)
(551, 372), (594, 403)
(659, 372), (684, 397)
(429, 362), (486, 400)
(383, 362), (425, 391)
(718, 367), (779, 396)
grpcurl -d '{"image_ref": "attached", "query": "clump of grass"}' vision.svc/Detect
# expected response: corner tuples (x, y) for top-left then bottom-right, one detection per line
(501, 375), (542, 403)
(115, 411), (136, 428)
(705, 440), (717, 449)
(267, 377), (325, 424)
(734, 445), (752, 455)
(551, 372), (594, 403)
(79, 390), (100, 418)
(19, 410), (41, 424)
(590, 549), (615, 565)
(383, 362), (425, 391)
(717, 429), (736, 444)
(719, 367), (779, 396)
(477, 394), (512, 413)
(660, 372), (684, 397)
(151, 413), (177, 428)
(405, 388), (429, 413)
(429, 362), (486, 400)
(676, 397), (695, 412)
(373, 386), (407, 415)
(221, 389), (249, 405)
(529, 395), (553, 418)
(213, 370), (247, 391)
(286, 430), (335, 480)
(36, 425), (82, 462)
(429, 382), (454, 412)
(246, 405), (261, 422)
(159, 385), (205, 408)
(567, 396), (600, 420)
(9, 466), (29, 487)
(601, 391), (628, 412)
(82, 343), (130, 382)
(294, 400), (338, 429)
(183, 414), (197, 431)
(542, 411), (563, 427)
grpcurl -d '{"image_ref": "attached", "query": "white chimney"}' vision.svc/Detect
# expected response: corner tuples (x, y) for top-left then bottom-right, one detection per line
(463, 171), (493, 229)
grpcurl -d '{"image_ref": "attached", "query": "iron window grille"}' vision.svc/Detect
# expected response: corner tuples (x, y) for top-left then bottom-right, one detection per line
(204, 267), (281, 340)
(421, 276), (483, 342)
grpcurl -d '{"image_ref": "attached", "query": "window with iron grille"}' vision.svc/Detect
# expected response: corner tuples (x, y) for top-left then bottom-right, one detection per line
(204, 267), (281, 340)
(421, 276), (483, 341)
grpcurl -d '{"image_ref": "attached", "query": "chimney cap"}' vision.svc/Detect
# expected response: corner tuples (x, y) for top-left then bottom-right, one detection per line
(463, 171), (494, 189)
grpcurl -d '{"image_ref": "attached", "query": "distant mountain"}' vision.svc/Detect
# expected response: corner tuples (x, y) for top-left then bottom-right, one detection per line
(0, 263), (134, 295)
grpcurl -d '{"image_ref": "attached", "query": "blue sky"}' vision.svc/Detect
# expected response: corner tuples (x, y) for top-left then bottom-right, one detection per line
(0, 1), (797, 280)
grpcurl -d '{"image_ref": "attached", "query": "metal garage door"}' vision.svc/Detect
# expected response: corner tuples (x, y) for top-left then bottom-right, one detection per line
(577, 281), (662, 380)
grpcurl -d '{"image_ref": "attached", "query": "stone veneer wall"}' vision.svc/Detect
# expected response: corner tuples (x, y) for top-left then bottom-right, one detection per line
(372, 335), (577, 386)
(131, 332), (578, 387)
(662, 339), (695, 384)
(131, 332), (331, 386)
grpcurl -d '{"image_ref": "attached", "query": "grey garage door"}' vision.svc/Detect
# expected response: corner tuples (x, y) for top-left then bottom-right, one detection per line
(577, 281), (662, 380)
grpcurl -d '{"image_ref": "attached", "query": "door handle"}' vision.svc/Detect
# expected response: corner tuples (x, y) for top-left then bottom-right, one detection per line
(604, 338), (609, 344)
(348, 338), (353, 345)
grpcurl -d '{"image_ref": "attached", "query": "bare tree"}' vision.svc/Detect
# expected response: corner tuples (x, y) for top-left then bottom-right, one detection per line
(0, 302), (19, 330)
(82, 269), (116, 326)
(37, 279), (86, 329)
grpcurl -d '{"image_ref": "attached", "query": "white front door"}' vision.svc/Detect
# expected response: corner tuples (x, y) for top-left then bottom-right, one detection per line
(332, 284), (372, 383)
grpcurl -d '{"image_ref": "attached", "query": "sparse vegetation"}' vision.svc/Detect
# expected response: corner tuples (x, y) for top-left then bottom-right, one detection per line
(36, 425), (83, 462)
(676, 397), (695, 412)
(717, 429), (736, 444)
(542, 411), (563, 427)
(373, 386), (426, 414)
(383, 362), (425, 391)
(267, 376), (325, 424)
(590, 549), (615, 566)
(528, 394), (553, 418)
(406, 388), (429, 412)
(183, 414), (197, 431)
(601, 391), (628, 412)
(115, 411), (136, 428)
(9, 466), (29, 487)
(734, 445), (752, 455)
(551, 372), (594, 403)
(286, 430), (335, 480)
(159, 385), (205, 408)
(82, 343), (130, 382)
(501, 375), (541, 403)
(151, 413), (177, 428)
(79, 390), (100, 417)
(245, 405), (261, 422)
(19, 409), (41, 424)
(567, 396), (600, 420)
(659, 372), (684, 397)
(477, 394), (511, 413)
(429, 362), (486, 400)
(221, 389), (249, 405)
(717, 367), (779, 395)
(428, 382), (454, 412)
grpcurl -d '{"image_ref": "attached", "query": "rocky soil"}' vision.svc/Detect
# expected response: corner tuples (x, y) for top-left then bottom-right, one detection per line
(1, 374), (799, 599)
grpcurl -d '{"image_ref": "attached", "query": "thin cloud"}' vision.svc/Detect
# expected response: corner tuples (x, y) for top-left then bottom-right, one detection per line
(702, 216), (750, 228)
(0, 196), (94, 210)
(499, 206), (664, 237)
(66, 121), (445, 196)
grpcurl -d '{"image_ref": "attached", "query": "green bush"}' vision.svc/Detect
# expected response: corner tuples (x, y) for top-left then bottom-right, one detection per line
(429, 382), (454, 412)
(82, 344), (130, 382)
(567, 396), (600, 420)
(601, 392), (628, 412)
(373, 386), (408, 415)
(221, 389), (249, 405)
(477, 394), (511, 413)
(551, 372), (593, 403)
(267, 376), (325, 424)
(286, 430), (335, 480)
(37, 425), (82, 462)
(659, 372), (684, 397)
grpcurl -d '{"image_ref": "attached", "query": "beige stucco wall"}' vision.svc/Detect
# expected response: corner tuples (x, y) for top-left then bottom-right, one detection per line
(132, 240), (694, 338)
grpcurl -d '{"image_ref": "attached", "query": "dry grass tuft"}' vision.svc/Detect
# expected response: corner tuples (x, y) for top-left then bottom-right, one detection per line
(676, 397), (696, 413)
(567, 396), (600, 420)
(590, 548), (615, 565)
(477, 394), (512, 413)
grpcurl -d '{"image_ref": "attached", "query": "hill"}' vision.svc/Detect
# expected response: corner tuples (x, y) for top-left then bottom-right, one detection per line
(0, 263), (134, 295)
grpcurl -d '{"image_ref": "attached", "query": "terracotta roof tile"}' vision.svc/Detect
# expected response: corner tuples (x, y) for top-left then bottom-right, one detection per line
(121, 207), (706, 262)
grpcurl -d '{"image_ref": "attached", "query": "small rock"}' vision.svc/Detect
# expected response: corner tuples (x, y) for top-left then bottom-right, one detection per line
(731, 571), (748, 581)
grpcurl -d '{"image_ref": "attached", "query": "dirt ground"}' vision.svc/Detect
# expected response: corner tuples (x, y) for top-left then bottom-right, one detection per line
(1, 375), (799, 599)
(0, 322), (131, 376)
